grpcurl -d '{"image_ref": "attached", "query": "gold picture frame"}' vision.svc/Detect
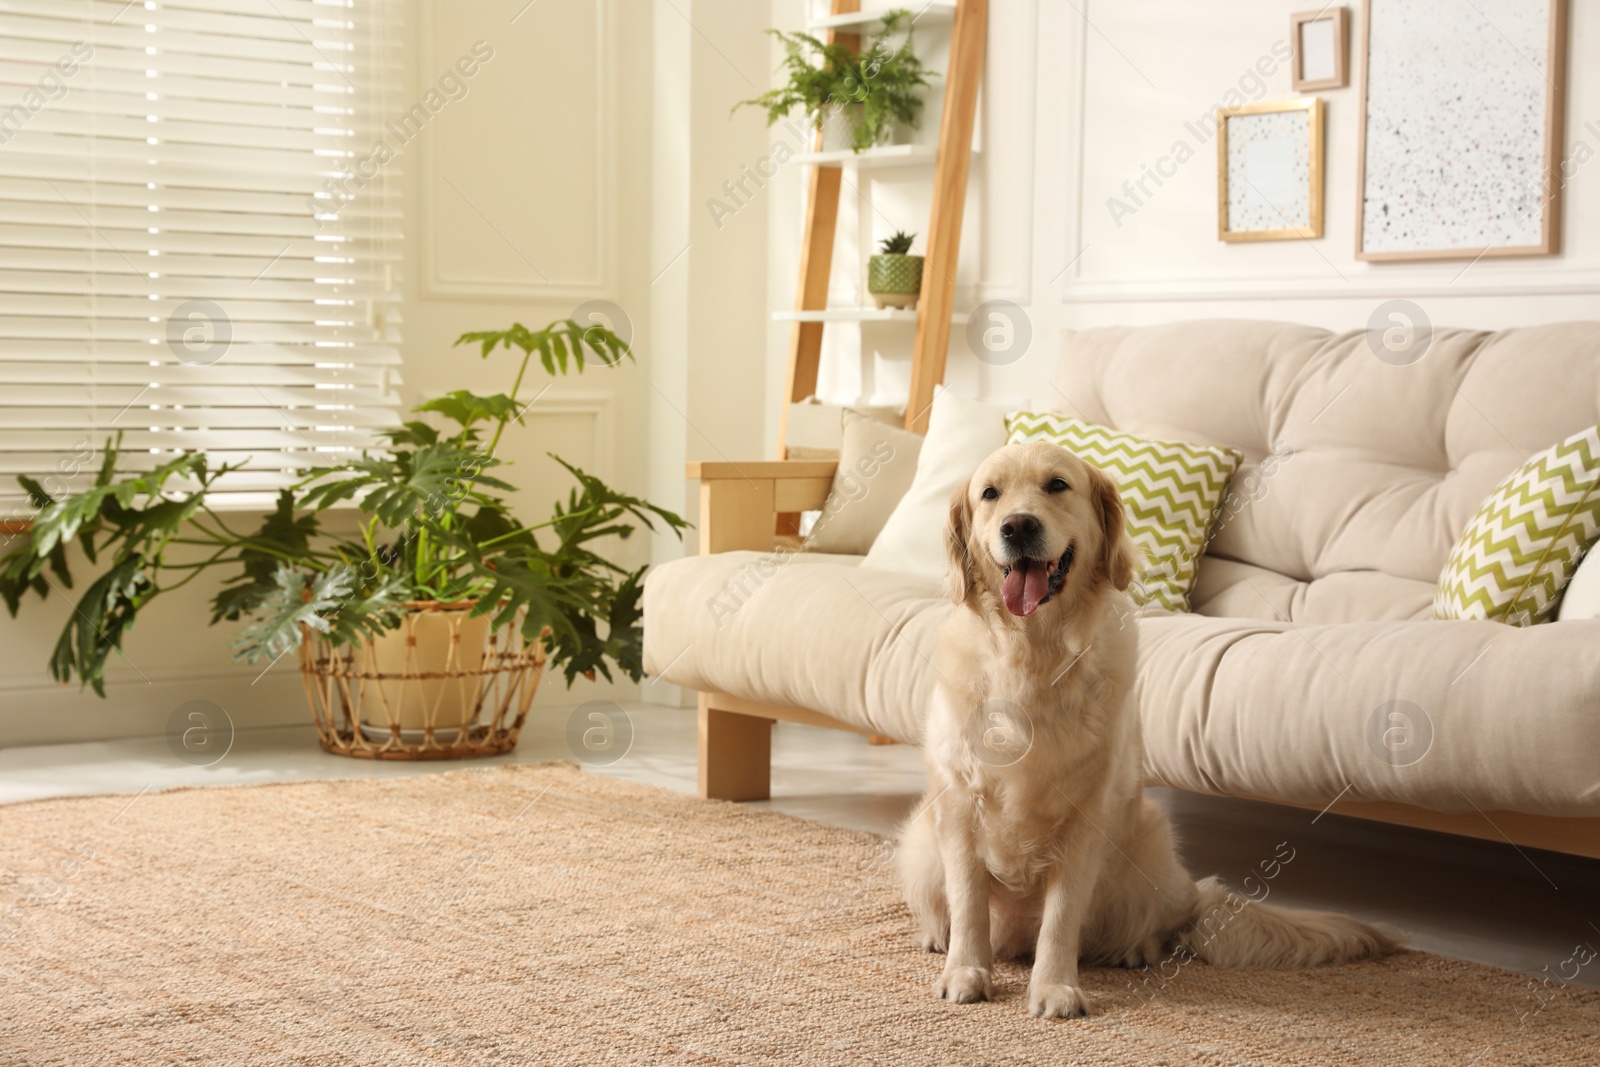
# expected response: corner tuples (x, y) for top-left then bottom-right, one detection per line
(1291, 8), (1349, 92)
(1216, 98), (1325, 243)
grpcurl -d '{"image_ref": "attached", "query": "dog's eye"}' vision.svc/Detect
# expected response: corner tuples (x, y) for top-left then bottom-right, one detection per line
(981, 486), (999, 501)
(1046, 478), (1070, 494)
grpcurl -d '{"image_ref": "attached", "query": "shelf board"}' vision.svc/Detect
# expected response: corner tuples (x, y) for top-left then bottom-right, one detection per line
(807, 1), (957, 32)
(792, 143), (939, 169)
(773, 307), (970, 325)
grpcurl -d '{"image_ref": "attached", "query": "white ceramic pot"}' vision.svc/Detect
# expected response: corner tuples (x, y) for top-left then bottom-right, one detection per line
(819, 102), (863, 153)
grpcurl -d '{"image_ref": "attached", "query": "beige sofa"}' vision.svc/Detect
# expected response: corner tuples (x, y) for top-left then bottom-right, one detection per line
(642, 320), (1600, 858)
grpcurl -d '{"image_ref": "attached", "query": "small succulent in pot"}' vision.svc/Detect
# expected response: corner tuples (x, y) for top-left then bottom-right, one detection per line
(868, 230), (923, 310)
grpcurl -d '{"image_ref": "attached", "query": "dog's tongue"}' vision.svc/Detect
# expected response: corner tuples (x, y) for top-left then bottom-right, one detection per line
(1001, 561), (1050, 616)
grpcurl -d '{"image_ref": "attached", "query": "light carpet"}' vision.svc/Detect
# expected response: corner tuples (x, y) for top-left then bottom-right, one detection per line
(0, 762), (1594, 1066)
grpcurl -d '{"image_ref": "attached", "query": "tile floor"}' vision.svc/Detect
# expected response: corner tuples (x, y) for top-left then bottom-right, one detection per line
(1, 700), (1596, 994)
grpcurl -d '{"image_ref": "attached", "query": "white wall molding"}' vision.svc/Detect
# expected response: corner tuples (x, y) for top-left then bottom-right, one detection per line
(417, 0), (617, 303)
(1060, 268), (1600, 304)
(976, 281), (1030, 303)
(525, 390), (617, 481)
(0, 669), (308, 748)
(1050, 0), (1090, 300)
(0, 665), (297, 698)
(974, 0), (1040, 308)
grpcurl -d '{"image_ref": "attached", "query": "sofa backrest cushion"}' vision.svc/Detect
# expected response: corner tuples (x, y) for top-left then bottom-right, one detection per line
(804, 409), (924, 555)
(1035, 320), (1600, 615)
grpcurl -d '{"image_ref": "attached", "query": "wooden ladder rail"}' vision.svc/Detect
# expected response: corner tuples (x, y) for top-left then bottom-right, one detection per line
(907, 0), (987, 433)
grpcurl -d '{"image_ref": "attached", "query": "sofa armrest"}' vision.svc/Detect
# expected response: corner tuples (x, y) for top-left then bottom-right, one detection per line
(686, 460), (837, 554)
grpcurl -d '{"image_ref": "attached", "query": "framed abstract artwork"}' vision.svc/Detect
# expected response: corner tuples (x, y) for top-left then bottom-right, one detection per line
(1356, 0), (1569, 261)
(1216, 98), (1325, 242)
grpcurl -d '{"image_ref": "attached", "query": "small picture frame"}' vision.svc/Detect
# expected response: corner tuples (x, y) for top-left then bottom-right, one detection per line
(1291, 7), (1349, 91)
(1216, 98), (1325, 242)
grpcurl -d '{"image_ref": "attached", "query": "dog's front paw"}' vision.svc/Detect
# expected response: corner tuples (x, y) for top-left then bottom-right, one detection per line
(934, 965), (992, 1004)
(918, 930), (948, 954)
(1028, 982), (1091, 1019)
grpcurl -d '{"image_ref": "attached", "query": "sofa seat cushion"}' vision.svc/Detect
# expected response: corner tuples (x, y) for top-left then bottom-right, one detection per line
(1138, 614), (1600, 817)
(642, 551), (944, 741)
(1191, 558), (1435, 624)
(645, 554), (1600, 817)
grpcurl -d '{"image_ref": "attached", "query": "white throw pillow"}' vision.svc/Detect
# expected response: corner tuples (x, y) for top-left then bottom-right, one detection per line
(1557, 547), (1600, 620)
(861, 390), (1010, 579)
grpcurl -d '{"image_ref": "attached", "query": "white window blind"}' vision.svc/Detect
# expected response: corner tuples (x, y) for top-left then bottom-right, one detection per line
(0, 0), (405, 511)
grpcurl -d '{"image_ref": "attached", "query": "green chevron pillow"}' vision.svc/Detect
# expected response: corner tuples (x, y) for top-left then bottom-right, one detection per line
(1006, 411), (1242, 612)
(1434, 424), (1600, 625)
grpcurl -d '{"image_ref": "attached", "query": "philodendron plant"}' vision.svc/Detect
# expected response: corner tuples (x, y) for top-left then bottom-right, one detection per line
(0, 320), (687, 696)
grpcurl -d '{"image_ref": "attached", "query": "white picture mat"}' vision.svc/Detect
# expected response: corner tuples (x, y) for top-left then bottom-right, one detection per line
(1360, 0), (1553, 256)
(1299, 17), (1338, 81)
(1226, 110), (1312, 232)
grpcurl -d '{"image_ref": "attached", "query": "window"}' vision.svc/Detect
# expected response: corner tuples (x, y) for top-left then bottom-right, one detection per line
(0, 0), (404, 511)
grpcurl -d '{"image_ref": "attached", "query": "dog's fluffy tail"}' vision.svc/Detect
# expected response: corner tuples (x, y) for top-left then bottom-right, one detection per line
(1175, 876), (1402, 968)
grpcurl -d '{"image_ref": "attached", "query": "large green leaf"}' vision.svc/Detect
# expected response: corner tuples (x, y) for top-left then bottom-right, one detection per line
(299, 443), (500, 527)
(324, 572), (408, 648)
(48, 554), (152, 696)
(230, 565), (350, 664)
(466, 556), (582, 649)
(414, 390), (521, 432)
(453, 320), (633, 373)
(383, 420), (440, 448)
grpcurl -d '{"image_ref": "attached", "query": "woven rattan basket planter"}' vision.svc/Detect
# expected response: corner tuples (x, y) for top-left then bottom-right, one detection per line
(298, 600), (545, 760)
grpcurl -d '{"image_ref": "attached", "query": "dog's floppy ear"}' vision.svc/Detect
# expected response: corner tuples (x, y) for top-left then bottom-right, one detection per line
(1091, 467), (1138, 591)
(944, 478), (975, 605)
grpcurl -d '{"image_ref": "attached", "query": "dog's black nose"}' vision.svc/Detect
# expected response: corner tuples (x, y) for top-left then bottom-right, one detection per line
(999, 513), (1040, 544)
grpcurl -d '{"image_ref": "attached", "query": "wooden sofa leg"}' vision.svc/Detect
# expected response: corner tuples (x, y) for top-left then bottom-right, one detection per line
(698, 695), (772, 801)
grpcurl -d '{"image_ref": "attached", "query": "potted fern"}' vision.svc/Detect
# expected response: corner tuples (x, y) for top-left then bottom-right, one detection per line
(736, 8), (935, 154)
(0, 320), (687, 758)
(868, 229), (923, 309)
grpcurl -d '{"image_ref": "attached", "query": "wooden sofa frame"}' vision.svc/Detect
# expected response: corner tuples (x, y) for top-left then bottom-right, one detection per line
(685, 460), (1600, 861)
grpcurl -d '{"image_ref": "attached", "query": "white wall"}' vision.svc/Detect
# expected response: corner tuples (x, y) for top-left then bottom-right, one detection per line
(765, 0), (1600, 428)
(647, 0), (774, 556)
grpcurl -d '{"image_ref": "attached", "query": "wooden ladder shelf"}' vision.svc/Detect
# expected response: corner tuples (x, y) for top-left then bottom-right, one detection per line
(777, 0), (988, 457)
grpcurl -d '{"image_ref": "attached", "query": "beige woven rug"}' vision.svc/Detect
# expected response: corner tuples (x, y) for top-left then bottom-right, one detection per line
(1, 763), (1595, 1066)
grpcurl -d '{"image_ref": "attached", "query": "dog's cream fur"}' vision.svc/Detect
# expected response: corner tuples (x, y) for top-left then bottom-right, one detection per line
(897, 441), (1398, 1019)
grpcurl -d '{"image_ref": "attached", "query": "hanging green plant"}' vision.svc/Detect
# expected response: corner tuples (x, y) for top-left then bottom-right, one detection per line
(735, 9), (936, 153)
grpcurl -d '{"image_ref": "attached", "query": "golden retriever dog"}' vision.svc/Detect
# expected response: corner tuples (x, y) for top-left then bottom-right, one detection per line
(897, 441), (1398, 1018)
